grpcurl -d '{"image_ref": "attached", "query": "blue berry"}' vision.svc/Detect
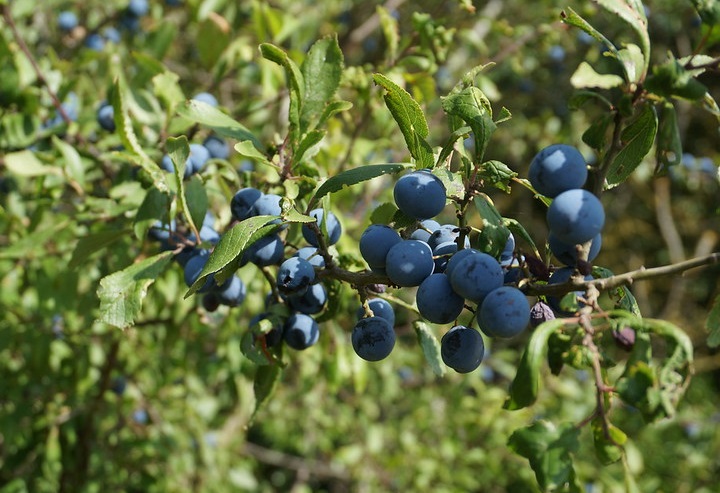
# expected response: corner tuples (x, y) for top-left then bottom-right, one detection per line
(231, 187), (262, 221)
(548, 232), (602, 266)
(529, 144), (587, 198)
(286, 283), (327, 315)
(352, 316), (396, 361)
(547, 189), (605, 244)
(359, 224), (401, 270)
(479, 287), (530, 338)
(393, 170), (446, 219)
(246, 233), (284, 266)
(293, 247), (325, 268)
(203, 135), (230, 160)
(58, 11), (78, 31)
(302, 208), (342, 247)
(449, 252), (503, 303)
(192, 92), (218, 107)
(416, 273), (465, 324)
(214, 275), (246, 307)
(385, 239), (435, 287)
(276, 257), (315, 295)
(355, 298), (395, 326)
(284, 313), (319, 350)
(441, 325), (485, 373)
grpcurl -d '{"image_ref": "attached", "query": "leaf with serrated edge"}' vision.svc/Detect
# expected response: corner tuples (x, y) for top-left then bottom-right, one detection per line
(373, 73), (434, 168)
(504, 319), (565, 410)
(301, 35), (343, 130)
(414, 321), (446, 377)
(185, 216), (280, 297)
(593, 0), (650, 79)
(97, 251), (174, 329)
(234, 140), (273, 167)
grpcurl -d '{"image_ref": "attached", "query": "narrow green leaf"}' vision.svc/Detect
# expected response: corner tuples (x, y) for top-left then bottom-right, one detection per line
(561, 8), (619, 58)
(97, 251), (174, 329)
(260, 43), (304, 134)
(185, 175), (209, 235)
(377, 6), (400, 63)
(166, 136), (199, 235)
(606, 104), (658, 187)
(4, 150), (60, 177)
(656, 102), (683, 172)
(414, 321), (446, 377)
(111, 77), (167, 191)
(234, 140), (272, 167)
(582, 113), (613, 151)
(570, 62), (625, 89)
(69, 229), (130, 269)
(186, 216), (281, 297)
(177, 100), (262, 150)
(508, 421), (581, 491)
(706, 294), (720, 348)
(52, 136), (85, 188)
(293, 130), (325, 166)
(309, 163), (409, 207)
(300, 35), (343, 130)
(592, 417), (626, 465)
(317, 100), (353, 127)
(442, 86), (496, 162)
(505, 319), (565, 410)
(373, 73), (434, 168)
(504, 218), (540, 258)
(253, 363), (282, 414)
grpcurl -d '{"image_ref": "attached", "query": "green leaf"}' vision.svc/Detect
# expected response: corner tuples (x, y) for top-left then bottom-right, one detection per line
(592, 0), (650, 79)
(479, 160), (517, 193)
(4, 150), (61, 177)
(309, 164), (409, 207)
(52, 136), (85, 188)
(655, 102), (683, 172)
(152, 71), (185, 111)
(508, 421), (581, 491)
(300, 35), (344, 131)
(260, 43), (304, 135)
(377, 6), (400, 63)
(561, 8), (619, 58)
(111, 77), (167, 191)
(166, 136), (199, 235)
(582, 112), (613, 151)
(616, 43), (645, 85)
(691, 0), (720, 25)
(234, 140), (273, 167)
(592, 267), (641, 316)
(317, 100), (353, 128)
(505, 319), (565, 410)
(197, 13), (231, 68)
(645, 56), (709, 101)
(592, 418), (627, 465)
(372, 73), (434, 168)
(186, 216), (281, 297)
(370, 202), (398, 225)
(570, 62), (624, 89)
(253, 364), (282, 414)
(185, 175), (209, 236)
(69, 229), (130, 269)
(504, 218), (540, 258)
(177, 100), (262, 150)
(442, 86), (496, 162)
(474, 194), (511, 258)
(293, 130), (325, 166)
(134, 187), (172, 241)
(414, 321), (446, 377)
(706, 294), (720, 348)
(97, 251), (174, 329)
(606, 104), (658, 187)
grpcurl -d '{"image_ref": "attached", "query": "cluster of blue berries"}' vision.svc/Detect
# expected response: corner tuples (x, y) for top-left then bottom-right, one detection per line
(355, 170), (532, 373)
(528, 144), (606, 315)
